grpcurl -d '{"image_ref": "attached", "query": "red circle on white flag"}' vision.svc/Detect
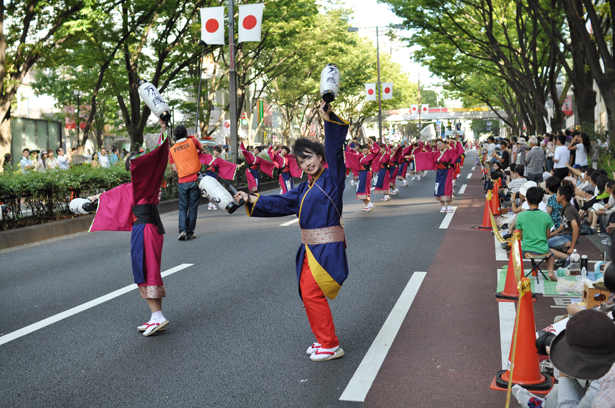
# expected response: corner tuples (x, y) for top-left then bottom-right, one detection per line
(412, 107), (417, 111)
(384, 87), (391, 94)
(206, 19), (219, 33)
(368, 89), (374, 95)
(224, 121), (230, 128)
(243, 15), (257, 30)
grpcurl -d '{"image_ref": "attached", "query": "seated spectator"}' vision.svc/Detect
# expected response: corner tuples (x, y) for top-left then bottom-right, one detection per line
(513, 310), (615, 407)
(545, 176), (562, 229)
(583, 176), (611, 230)
(507, 164), (527, 195)
(549, 185), (581, 259)
(517, 186), (558, 280)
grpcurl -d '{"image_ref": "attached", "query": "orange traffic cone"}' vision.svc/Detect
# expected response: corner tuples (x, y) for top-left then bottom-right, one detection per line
(475, 195), (493, 230)
(491, 278), (553, 393)
(496, 238), (523, 301)
(490, 187), (501, 215)
(496, 234), (537, 303)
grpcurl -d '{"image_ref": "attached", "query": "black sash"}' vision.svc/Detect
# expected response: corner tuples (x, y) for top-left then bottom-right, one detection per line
(133, 204), (165, 235)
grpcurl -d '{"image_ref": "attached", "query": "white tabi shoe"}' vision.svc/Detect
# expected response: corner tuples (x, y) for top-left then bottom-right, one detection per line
(143, 320), (169, 336)
(362, 203), (374, 212)
(402, 180), (407, 187)
(137, 322), (167, 332)
(440, 207), (446, 213)
(306, 342), (321, 355)
(310, 345), (345, 361)
(390, 188), (399, 195)
(381, 195), (390, 202)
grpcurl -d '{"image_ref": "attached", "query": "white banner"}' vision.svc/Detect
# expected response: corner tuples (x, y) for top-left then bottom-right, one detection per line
(238, 4), (264, 43)
(365, 83), (377, 101)
(200, 7), (225, 45)
(382, 82), (393, 100)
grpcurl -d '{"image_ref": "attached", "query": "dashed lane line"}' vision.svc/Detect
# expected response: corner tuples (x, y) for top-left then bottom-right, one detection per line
(458, 184), (467, 195)
(339, 272), (427, 402)
(279, 219), (299, 226)
(439, 207), (457, 229)
(0, 263), (194, 347)
(466, 172), (473, 179)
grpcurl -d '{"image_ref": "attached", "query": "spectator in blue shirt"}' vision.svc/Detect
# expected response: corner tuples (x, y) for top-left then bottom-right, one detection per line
(19, 149), (35, 174)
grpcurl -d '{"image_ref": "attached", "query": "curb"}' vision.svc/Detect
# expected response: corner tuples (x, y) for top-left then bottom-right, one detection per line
(0, 178), (301, 251)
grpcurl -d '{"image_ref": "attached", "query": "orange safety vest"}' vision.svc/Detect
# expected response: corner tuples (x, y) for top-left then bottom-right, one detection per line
(170, 138), (201, 179)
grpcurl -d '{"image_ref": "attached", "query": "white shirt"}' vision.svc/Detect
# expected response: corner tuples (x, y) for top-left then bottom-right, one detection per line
(553, 145), (570, 169)
(99, 154), (110, 168)
(57, 155), (70, 170)
(574, 144), (588, 166)
(487, 143), (496, 157)
(521, 201), (548, 212)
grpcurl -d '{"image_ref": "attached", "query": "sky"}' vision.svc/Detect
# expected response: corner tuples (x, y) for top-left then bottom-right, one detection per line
(341, 0), (439, 87)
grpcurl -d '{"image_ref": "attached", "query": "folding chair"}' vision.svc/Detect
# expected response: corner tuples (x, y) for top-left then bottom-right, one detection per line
(523, 253), (551, 283)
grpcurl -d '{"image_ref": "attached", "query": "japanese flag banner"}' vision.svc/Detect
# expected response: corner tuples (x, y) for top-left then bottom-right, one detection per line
(200, 7), (225, 45)
(238, 4), (264, 43)
(382, 82), (393, 100)
(421, 104), (429, 113)
(365, 83), (377, 101)
(410, 104), (418, 114)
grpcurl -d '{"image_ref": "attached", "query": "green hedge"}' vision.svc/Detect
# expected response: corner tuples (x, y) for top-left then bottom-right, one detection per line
(0, 158), (274, 230)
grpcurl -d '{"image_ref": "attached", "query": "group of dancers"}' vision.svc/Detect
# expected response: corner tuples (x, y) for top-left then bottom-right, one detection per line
(83, 104), (466, 362)
(343, 136), (466, 213)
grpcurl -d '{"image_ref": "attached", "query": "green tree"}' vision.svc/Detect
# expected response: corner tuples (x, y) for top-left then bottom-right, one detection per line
(0, 0), (87, 152)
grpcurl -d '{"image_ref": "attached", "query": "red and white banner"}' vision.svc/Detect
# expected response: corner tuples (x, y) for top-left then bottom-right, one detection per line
(223, 119), (231, 135)
(238, 4), (264, 43)
(382, 82), (393, 100)
(410, 104), (418, 115)
(200, 7), (225, 45)
(562, 95), (573, 116)
(365, 83), (377, 101)
(421, 104), (429, 113)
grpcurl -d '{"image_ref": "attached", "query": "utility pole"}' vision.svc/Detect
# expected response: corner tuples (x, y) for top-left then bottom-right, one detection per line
(418, 74), (421, 133)
(376, 26), (383, 144)
(228, 0), (239, 164)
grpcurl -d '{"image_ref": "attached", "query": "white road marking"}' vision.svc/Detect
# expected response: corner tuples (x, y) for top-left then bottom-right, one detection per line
(0, 263), (193, 347)
(279, 218), (299, 226)
(472, 166), (476, 171)
(339, 272), (427, 402)
(494, 235), (508, 261)
(466, 172), (473, 179)
(458, 184), (467, 195)
(439, 207), (457, 229)
(498, 299), (516, 370)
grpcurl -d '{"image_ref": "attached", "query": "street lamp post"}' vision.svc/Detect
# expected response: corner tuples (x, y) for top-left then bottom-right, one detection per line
(349, 24), (403, 144)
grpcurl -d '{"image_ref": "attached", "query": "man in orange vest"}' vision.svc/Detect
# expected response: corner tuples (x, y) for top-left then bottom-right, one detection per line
(169, 125), (205, 240)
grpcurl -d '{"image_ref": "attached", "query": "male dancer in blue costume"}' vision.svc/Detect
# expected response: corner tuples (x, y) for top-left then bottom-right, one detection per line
(235, 101), (348, 361)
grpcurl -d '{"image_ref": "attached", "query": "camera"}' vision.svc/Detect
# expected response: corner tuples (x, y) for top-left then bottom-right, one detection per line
(535, 330), (556, 355)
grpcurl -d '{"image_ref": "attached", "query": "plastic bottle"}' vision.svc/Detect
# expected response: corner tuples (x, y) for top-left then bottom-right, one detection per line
(569, 249), (581, 275)
(581, 266), (587, 280)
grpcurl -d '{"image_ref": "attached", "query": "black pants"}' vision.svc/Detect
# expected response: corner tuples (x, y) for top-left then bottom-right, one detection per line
(553, 167), (568, 181)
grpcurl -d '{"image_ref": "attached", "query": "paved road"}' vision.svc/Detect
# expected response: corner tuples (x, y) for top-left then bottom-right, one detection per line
(0, 155), (475, 407)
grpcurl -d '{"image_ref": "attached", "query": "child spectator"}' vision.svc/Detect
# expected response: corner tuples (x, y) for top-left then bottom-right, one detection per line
(516, 186), (557, 281)
(549, 185), (582, 259)
(545, 176), (562, 229)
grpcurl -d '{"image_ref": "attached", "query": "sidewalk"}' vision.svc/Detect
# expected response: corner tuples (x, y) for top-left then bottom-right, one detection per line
(361, 165), (611, 406)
